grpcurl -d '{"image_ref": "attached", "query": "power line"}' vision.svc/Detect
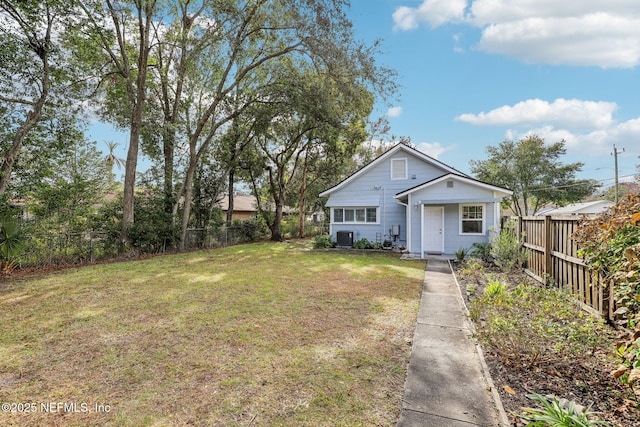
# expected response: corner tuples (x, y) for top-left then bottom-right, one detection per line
(525, 173), (637, 193)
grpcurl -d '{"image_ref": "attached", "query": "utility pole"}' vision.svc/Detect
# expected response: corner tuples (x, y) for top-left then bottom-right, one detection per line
(612, 144), (625, 203)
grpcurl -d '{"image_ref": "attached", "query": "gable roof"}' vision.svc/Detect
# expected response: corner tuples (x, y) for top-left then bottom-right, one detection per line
(541, 200), (613, 215)
(319, 143), (467, 197)
(217, 195), (258, 212)
(395, 173), (513, 199)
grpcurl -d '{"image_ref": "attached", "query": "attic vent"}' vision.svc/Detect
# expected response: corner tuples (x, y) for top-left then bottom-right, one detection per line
(447, 180), (454, 188)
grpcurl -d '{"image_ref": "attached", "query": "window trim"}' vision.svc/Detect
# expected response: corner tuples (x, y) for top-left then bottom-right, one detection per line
(332, 207), (379, 224)
(459, 203), (485, 235)
(390, 158), (408, 180)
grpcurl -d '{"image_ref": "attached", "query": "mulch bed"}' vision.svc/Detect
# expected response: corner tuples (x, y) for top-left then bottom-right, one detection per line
(452, 261), (640, 427)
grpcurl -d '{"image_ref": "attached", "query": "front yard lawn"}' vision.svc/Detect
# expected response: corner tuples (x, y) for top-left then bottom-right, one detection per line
(0, 241), (425, 426)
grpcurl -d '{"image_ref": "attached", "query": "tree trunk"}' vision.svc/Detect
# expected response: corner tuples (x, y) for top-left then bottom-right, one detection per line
(179, 143), (198, 251)
(121, 3), (154, 243)
(267, 165), (287, 242)
(298, 150), (309, 238)
(226, 169), (235, 224)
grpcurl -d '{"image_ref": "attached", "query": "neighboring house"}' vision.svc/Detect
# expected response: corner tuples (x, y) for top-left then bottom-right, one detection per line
(319, 143), (512, 258)
(538, 200), (614, 216)
(217, 195), (258, 221)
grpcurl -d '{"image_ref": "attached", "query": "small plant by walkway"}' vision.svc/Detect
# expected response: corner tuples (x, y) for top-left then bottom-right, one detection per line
(0, 241), (425, 426)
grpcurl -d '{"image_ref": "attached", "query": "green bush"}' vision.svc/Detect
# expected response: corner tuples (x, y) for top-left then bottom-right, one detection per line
(312, 235), (335, 249)
(232, 218), (268, 242)
(491, 219), (527, 271)
(471, 242), (492, 263)
(353, 238), (373, 249)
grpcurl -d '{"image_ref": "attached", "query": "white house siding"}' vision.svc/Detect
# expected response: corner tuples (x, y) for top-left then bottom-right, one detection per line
(407, 179), (500, 254)
(326, 151), (447, 245)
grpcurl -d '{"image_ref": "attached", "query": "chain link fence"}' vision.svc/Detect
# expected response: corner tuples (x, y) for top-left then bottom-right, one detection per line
(15, 222), (328, 269)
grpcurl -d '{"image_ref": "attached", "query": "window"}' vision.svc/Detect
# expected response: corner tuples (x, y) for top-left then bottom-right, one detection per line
(390, 158), (407, 180)
(333, 207), (377, 224)
(460, 204), (485, 234)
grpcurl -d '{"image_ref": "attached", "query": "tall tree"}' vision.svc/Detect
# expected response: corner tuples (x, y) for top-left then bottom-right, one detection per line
(0, 0), (78, 195)
(144, 0), (210, 229)
(174, 0), (393, 249)
(249, 61), (373, 241)
(470, 136), (599, 216)
(77, 0), (158, 242)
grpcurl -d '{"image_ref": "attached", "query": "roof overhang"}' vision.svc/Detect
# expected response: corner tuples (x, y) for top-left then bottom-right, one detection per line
(394, 173), (513, 202)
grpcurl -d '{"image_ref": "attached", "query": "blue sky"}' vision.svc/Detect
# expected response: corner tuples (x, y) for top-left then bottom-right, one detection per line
(348, 0), (640, 189)
(95, 0), (640, 189)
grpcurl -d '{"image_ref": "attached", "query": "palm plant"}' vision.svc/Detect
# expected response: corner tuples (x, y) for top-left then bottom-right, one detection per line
(0, 217), (23, 272)
(104, 141), (126, 185)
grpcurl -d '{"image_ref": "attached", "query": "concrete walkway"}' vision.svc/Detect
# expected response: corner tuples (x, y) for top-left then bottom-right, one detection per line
(398, 258), (509, 427)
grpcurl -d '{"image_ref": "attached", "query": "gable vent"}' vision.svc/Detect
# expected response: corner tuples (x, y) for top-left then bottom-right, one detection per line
(447, 180), (454, 188)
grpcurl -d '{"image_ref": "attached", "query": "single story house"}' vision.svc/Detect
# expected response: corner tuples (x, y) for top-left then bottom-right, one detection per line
(319, 143), (513, 258)
(217, 195), (258, 221)
(536, 200), (614, 216)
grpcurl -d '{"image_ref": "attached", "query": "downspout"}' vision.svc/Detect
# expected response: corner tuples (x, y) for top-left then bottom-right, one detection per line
(396, 198), (409, 251)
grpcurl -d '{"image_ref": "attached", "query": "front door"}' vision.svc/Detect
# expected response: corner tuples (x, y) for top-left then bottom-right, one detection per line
(424, 206), (444, 254)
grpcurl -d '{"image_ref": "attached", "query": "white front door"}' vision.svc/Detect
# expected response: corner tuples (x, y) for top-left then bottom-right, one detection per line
(423, 206), (444, 254)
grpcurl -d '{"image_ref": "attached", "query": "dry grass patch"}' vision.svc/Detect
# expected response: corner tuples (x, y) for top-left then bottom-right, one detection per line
(0, 241), (425, 426)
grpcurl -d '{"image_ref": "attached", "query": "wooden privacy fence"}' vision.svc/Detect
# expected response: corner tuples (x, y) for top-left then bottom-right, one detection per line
(512, 215), (614, 319)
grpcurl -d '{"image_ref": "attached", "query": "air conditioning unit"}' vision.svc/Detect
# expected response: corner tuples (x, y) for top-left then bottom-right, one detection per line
(336, 231), (354, 247)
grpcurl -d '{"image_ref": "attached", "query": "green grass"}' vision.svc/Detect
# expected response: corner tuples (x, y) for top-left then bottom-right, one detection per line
(0, 241), (425, 426)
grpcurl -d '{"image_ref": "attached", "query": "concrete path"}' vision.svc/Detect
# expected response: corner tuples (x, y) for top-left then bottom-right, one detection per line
(398, 258), (508, 427)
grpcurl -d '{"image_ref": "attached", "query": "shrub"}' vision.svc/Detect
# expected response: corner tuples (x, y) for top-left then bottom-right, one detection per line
(573, 193), (640, 390)
(491, 219), (527, 271)
(471, 242), (492, 263)
(234, 218), (268, 242)
(353, 238), (373, 249)
(312, 235), (335, 249)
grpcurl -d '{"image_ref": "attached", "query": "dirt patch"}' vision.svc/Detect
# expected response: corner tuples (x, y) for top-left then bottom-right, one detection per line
(452, 259), (640, 427)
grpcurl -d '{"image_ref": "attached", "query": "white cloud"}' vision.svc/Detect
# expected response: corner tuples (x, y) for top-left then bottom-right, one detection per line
(501, 116), (640, 159)
(393, 0), (640, 68)
(477, 13), (640, 68)
(393, 0), (467, 30)
(386, 106), (403, 117)
(456, 98), (617, 130)
(460, 97), (640, 159)
(417, 142), (456, 159)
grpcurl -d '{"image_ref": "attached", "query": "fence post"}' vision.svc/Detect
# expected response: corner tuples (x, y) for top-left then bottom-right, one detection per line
(544, 215), (552, 285)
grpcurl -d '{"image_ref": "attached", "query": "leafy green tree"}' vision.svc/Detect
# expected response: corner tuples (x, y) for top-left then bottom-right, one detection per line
(24, 128), (108, 233)
(76, 0), (159, 243)
(0, 0), (83, 195)
(470, 136), (598, 216)
(249, 61), (373, 241)
(173, 0), (393, 248)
